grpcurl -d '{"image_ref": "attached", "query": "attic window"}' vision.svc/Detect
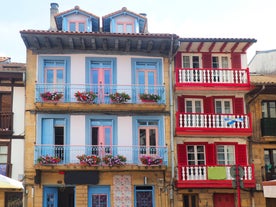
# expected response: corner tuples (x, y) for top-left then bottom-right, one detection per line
(69, 21), (86, 32)
(116, 22), (134, 33)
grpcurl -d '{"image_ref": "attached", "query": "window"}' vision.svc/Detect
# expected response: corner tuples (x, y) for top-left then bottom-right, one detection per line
(264, 149), (276, 180)
(69, 21), (86, 32)
(217, 145), (235, 165)
(44, 60), (65, 84)
(138, 121), (158, 155)
(185, 99), (203, 113)
(187, 145), (205, 165)
(88, 186), (110, 207)
(0, 143), (10, 176)
(182, 55), (201, 68)
(262, 101), (276, 118)
(212, 56), (229, 68)
(215, 99), (232, 114)
(183, 194), (199, 207)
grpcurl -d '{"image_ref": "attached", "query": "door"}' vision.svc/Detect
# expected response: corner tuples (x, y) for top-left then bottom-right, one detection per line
(88, 186), (110, 207)
(44, 187), (74, 207)
(185, 99), (203, 127)
(135, 186), (154, 207)
(138, 126), (158, 155)
(213, 193), (234, 207)
(90, 61), (112, 103)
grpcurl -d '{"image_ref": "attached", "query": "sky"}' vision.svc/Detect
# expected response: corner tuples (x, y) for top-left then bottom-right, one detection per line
(1, 0), (276, 63)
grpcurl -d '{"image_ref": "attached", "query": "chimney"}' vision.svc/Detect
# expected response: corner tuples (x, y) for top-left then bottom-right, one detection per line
(49, 3), (59, 30)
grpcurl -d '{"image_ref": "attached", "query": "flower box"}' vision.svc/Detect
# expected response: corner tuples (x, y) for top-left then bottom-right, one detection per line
(76, 154), (101, 166)
(140, 155), (163, 166)
(139, 93), (161, 102)
(41, 91), (63, 102)
(75, 91), (97, 103)
(102, 154), (127, 166)
(37, 155), (61, 165)
(109, 92), (131, 103)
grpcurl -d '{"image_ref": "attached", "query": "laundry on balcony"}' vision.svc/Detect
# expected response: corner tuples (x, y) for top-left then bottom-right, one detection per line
(224, 117), (244, 125)
(207, 166), (227, 180)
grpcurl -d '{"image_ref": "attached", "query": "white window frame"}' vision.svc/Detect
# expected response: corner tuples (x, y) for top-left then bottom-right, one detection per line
(185, 99), (203, 113)
(187, 145), (206, 165)
(68, 21), (86, 32)
(182, 54), (202, 68)
(212, 55), (231, 69)
(215, 99), (232, 114)
(216, 145), (235, 165)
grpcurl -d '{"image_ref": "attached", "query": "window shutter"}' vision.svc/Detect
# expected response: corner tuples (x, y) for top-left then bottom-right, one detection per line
(204, 97), (214, 113)
(175, 52), (182, 68)
(234, 98), (244, 114)
(236, 144), (247, 165)
(231, 53), (241, 69)
(178, 96), (185, 112)
(202, 53), (212, 68)
(206, 144), (215, 165)
(177, 144), (187, 165)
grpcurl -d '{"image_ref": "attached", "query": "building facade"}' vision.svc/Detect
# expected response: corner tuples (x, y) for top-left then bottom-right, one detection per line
(21, 4), (178, 207)
(0, 58), (25, 206)
(173, 38), (256, 207)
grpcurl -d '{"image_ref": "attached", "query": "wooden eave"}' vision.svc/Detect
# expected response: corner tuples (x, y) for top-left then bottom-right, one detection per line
(179, 38), (257, 53)
(20, 30), (179, 57)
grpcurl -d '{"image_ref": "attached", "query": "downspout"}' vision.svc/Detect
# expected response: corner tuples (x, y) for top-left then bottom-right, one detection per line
(168, 35), (179, 207)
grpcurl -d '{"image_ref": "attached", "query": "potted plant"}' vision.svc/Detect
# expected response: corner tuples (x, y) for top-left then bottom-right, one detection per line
(102, 154), (127, 166)
(76, 154), (101, 166)
(109, 92), (131, 103)
(140, 155), (163, 166)
(139, 93), (161, 102)
(37, 155), (61, 165)
(41, 91), (63, 101)
(75, 91), (97, 103)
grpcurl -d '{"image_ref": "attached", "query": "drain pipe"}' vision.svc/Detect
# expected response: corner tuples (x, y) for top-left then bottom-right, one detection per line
(168, 35), (179, 207)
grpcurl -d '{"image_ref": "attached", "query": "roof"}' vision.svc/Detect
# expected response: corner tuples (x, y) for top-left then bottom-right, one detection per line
(20, 30), (179, 57)
(0, 62), (26, 86)
(0, 57), (11, 63)
(179, 38), (257, 53)
(55, 6), (100, 32)
(102, 7), (147, 33)
(247, 74), (276, 95)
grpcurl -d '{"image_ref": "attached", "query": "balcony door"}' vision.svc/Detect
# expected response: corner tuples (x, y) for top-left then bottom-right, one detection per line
(216, 145), (235, 165)
(136, 64), (157, 95)
(187, 145), (205, 165)
(264, 149), (276, 180)
(139, 126), (158, 155)
(44, 60), (65, 93)
(90, 61), (112, 103)
(213, 193), (234, 207)
(182, 55), (201, 82)
(90, 120), (112, 156)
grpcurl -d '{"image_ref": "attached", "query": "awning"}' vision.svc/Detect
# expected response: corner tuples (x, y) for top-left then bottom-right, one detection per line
(0, 175), (24, 189)
(262, 180), (276, 198)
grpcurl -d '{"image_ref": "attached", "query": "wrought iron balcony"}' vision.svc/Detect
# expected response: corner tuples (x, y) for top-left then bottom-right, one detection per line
(175, 68), (250, 89)
(0, 112), (13, 136)
(176, 112), (252, 136)
(35, 84), (165, 104)
(176, 164), (255, 188)
(34, 144), (168, 166)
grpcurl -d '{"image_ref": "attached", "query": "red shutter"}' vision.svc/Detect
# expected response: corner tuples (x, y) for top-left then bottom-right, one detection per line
(175, 52), (182, 68)
(202, 53), (212, 68)
(178, 96), (185, 112)
(236, 144), (247, 165)
(177, 144), (187, 165)
(234, 98), (244, 114)
(204, 97), (214, 113)
(231, 53), (241, 69)
(206, 144), (215, 165)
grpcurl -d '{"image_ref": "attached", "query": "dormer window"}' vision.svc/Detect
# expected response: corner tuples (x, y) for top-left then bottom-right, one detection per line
(69, 21), (86, 32)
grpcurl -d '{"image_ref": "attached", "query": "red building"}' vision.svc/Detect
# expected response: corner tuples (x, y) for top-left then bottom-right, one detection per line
(174, 38), (256, 207)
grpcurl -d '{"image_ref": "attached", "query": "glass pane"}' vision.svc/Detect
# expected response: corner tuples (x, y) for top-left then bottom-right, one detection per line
(0, 155), (7, 162)
(222, 56), (228, 68)
(187, 146), (194, 152)
(126, 24), (133, 33)
(269, 102), (276, 117)
(117, 24), (123, 33)
(70, 22), (76, 31)
(192, 56), (199, 68)
(212, 57), (219, 68)
(56, 70), (64, 84)
(197, 146), (204, 152)
(136, 191), (153, 207)
(186, 101), (192, 113)
(224, 101), (231, 114)
(215, 101), (222, 114)
(46, 70), (54, 83)
(0, 146), (8, 153)
(139, 129), (146, 146)
(79, 23), (85, 32)
(182, 56), (190, 68)
(195, 101), (202, 113)
(262, 102), (268, 118)
(149, 129), (156, 146)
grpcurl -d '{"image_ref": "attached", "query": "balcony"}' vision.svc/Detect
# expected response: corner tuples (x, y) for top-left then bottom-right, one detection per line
(176, 164), (255, 188)
(176, 113), (252, 136)
(34, 145), (168, 170)
(36, 84), (165, 104)
(0, 112), (13, 136)
(175, 68), (250, 90)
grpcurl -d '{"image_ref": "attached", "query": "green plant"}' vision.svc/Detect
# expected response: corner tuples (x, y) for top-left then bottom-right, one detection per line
(139, 93), (161, 102)
(102, 154), (127, 166)
(41, 91), (63, 101)
(75, 91), (97, 103)
(37, 155), (61, 164)
(76, 154), (101, 166)
(109, 92), (131, 103)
